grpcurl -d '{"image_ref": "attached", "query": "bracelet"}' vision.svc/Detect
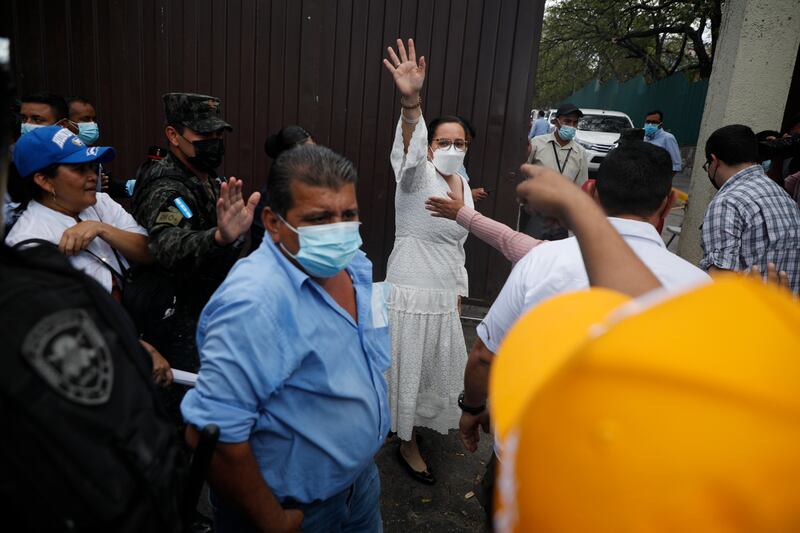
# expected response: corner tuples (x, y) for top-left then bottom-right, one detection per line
(400, 95), (422, 109)
(458, 391), (486, 415)
(401, 113), (420, 124)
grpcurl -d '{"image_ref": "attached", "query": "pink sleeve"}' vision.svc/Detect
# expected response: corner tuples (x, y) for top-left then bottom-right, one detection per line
(456, 206), (543, 263)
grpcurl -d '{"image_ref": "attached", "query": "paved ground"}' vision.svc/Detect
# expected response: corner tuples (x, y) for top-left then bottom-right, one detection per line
(378, 307), (493, 533)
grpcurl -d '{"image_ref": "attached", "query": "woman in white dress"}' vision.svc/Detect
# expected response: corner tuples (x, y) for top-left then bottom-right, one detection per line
(383, 38), (473, 483)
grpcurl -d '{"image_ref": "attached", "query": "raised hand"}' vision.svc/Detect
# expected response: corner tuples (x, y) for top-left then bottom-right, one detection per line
(383, 38), (426, 97)
(214, 177), (261, 246)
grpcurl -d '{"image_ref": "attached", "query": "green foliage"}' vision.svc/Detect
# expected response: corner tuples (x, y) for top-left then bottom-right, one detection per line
(535, 0), (723, 107)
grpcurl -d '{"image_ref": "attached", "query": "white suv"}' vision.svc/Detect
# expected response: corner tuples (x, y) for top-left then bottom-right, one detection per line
(574, 109), (634, 172)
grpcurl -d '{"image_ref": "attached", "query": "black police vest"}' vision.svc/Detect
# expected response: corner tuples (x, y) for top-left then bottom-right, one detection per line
(0, 243), (184, 532)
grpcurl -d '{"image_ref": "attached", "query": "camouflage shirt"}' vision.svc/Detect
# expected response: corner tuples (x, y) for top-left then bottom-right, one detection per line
(131, 151), (242, 310)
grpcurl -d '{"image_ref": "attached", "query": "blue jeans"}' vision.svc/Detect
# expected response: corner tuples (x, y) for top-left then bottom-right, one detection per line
(212, 461), (383, 533)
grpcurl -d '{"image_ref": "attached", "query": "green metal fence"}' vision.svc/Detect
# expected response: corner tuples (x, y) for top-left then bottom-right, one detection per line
(560, 74), (709, 145)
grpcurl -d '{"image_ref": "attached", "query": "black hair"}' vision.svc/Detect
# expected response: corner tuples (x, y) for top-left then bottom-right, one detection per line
(705, 124), (759, 166)
(264, 125), (312, 159)
(66, 95), (94, 107)
(266, 144), (357, 216)
(538, 110), (546, 117)
(20, 92), (69, 121)
(645, 109), (664, 122)
(456, 116), (477, 140)
(756, 130), (782, 142)
(787, 112), (800, 132)
(596, 140), (673, 218)
(8, 163), (58, 209)
(427, 116), (471, 145)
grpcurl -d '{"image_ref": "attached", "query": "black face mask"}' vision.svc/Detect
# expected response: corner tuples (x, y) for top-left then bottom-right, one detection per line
(187, 138), (225, 171)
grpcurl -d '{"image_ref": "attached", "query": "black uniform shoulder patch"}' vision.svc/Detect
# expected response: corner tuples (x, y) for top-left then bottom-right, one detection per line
(21, 309), (114, 405)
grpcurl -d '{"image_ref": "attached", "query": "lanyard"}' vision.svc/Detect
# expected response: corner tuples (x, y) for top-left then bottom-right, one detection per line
(551, 142), (572, 175)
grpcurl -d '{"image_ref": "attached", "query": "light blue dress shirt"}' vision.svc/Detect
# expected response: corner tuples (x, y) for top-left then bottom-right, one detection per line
(529, 118), (550, 139)
(181, 239), (391, 504)
(645, 127), (682, 172)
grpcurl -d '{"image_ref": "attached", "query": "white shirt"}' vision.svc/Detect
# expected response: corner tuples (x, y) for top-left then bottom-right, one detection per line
(5, 193), (148, 292)
(477, 217), (710, 353)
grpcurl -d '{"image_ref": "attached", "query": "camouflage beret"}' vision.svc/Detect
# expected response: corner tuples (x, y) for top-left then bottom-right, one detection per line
(163, 93), (233, 133)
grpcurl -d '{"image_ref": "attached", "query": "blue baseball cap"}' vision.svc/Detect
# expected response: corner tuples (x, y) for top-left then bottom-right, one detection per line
(13, 125), (116, 178)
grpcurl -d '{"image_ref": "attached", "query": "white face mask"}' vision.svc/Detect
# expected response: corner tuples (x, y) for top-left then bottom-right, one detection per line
(431, 145), (466, 176)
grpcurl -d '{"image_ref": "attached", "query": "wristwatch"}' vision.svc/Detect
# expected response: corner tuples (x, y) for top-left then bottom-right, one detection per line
(458, 391), (486, 415)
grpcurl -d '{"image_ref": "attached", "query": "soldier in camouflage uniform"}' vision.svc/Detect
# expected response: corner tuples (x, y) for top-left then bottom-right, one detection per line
(132, 93), (259, 373)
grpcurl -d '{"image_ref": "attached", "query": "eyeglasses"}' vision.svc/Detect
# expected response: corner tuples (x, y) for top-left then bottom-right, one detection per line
(433, 138), (470, 151)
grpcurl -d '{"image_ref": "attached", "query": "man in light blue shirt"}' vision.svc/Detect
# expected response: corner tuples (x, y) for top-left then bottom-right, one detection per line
(182, 145), (390, 532)
(643, 110), (682, 173)
(528, 109), (550, 139)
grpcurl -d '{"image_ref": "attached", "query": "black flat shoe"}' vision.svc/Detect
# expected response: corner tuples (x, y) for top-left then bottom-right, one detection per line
(397, 445), (436, 485)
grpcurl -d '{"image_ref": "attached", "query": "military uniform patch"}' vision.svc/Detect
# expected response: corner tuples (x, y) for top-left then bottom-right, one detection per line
(21, 309), (114, 405)
(155, 208), (185, 226)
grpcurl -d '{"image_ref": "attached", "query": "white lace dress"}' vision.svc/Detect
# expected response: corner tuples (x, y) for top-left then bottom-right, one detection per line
(386, 114), (473, 441)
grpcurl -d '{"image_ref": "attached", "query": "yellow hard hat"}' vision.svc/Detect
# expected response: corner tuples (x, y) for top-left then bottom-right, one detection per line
(490, 277), (800, 533)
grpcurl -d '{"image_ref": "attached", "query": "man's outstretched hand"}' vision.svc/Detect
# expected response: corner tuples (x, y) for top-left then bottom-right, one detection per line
(215, 177), (261, 246)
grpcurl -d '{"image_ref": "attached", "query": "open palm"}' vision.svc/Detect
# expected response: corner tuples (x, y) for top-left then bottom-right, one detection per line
(383, 38), (426, 97)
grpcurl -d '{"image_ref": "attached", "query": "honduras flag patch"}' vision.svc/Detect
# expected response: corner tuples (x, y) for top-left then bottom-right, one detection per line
(173, 197), (194, 219)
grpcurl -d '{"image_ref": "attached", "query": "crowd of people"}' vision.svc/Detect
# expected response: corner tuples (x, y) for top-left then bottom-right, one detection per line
(2, 36), (800, 533)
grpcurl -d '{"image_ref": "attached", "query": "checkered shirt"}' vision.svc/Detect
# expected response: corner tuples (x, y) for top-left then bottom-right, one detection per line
(700, 164), (800, 293)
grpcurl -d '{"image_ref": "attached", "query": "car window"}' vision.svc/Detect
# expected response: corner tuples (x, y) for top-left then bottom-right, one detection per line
(578, 115), (632, 133)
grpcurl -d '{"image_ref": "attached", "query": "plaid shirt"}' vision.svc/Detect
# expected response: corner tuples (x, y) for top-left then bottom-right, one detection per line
(700, 164), (800, 293)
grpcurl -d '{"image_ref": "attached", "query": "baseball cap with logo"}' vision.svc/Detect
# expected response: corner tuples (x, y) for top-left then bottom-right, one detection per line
(13, 126), (116, 178)
(491, 277), (800, 533)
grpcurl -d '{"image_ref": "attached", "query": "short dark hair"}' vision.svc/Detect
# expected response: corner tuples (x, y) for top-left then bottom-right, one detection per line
(264, 125), (312, 159)
(596, 140), (673, 218)
(538, 110), (546, 117)
(645, 109), (663, 122)
(20, 92), (69, 121)
(266, 144), (357, 216)
(67, 95), (93, 107)
(705, 124), (759, 166)
(427, 116), (471, 145)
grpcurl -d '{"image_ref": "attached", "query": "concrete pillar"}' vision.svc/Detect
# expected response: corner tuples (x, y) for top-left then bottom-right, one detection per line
(678, 0), (800, 265)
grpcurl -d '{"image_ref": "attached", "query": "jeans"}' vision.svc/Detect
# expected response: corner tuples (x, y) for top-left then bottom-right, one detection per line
(212, 461), (383, 533)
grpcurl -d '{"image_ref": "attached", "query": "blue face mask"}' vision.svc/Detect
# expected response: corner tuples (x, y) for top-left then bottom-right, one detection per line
(558, 125), (576, 141)
(20, 123), (45, 136)
(278, 215), (363, 278)
(761, 160), (772, 173)
(644, 123), (660, 139)
(77, 121), (100, 145)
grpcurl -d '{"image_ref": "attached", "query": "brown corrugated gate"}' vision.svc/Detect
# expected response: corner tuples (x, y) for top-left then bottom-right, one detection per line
(3, 0), (544, 303)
